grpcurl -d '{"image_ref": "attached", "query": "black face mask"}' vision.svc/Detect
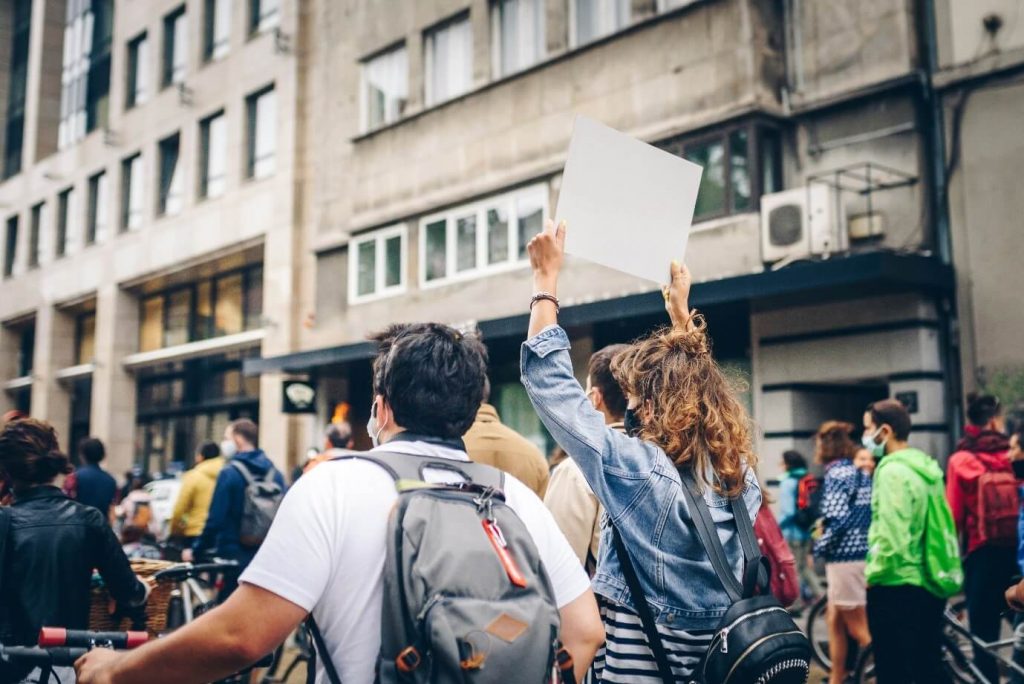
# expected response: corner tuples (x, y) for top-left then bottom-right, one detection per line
(624, 407), (643, 437)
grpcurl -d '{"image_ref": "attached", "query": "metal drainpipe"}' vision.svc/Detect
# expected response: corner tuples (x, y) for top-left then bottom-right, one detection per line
(920, 0), (963, 447)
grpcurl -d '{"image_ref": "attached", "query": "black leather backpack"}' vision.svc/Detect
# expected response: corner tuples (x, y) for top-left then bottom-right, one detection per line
(611, 470), (811, 684)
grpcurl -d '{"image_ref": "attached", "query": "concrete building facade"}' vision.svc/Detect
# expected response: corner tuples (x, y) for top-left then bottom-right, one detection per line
(2, 0), (1019, 486)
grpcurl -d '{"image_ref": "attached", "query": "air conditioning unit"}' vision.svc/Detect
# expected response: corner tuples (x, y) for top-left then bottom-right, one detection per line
(760, 185), (846, 263)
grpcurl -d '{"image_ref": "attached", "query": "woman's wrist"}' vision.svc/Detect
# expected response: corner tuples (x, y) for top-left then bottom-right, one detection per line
(532, 274), (558, 296)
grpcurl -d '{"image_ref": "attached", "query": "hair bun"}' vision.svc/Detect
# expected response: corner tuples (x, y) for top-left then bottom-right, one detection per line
(662, 315), (710, 357)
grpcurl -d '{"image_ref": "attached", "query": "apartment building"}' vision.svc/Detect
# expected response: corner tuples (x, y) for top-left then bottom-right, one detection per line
(242, 0), (973, 485)
(4, 0), (1020, 483)
(0, 0), (301, 476)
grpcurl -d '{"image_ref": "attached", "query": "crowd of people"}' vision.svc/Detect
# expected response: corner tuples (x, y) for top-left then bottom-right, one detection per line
(0, 217), (1021, 684)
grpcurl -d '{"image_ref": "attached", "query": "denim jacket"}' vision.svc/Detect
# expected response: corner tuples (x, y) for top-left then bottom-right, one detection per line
(521, 325), (761, 631)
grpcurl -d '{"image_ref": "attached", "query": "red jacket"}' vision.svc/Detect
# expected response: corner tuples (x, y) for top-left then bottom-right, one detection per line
(946, 426), (1012, 556)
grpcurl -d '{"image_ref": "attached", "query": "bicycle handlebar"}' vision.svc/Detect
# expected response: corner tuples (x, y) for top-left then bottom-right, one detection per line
(38, 627), (148, 650)
(0, 645), (88, 667)
(153, 560), (239, 582)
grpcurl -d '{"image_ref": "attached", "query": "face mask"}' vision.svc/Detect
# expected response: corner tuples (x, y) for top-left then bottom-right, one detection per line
(861, 428), (886, 460)
(367, 401), (388, 448)
(220, 439), (238, 459)
(624, 407), (643, 438)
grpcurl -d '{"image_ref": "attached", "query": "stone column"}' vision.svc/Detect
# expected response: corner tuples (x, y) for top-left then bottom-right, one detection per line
(24, 0), (66, 166)
(29, 304), (75, 449)
(90, 284), (139, 477)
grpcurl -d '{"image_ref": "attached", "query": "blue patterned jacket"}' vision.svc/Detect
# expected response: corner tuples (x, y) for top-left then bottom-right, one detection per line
(813, 458), (872, 563)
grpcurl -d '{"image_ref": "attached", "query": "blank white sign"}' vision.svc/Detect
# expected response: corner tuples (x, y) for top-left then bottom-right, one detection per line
(556, 116), (702, 283)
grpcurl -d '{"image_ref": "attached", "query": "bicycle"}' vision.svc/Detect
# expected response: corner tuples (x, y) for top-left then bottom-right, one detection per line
(804, 594), (865, 674)
(153, 558), (239, 630)
(853, 601), (1024, 683)
(0, 627), (149, 684)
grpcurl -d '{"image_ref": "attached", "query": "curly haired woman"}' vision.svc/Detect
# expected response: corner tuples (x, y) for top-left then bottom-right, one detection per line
(812, 420), (873, 684)
(521, 220), (760, 682)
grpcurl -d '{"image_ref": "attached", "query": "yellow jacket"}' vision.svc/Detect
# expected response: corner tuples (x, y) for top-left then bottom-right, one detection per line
(170, 456), (225, 538)
(464, 404), (549, 499)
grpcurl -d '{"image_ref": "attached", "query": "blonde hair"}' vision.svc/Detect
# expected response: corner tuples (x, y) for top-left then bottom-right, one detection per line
(612, 315), (756, 498)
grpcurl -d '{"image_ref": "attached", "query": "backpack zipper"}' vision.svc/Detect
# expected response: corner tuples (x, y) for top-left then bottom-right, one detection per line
(717, 630), (806, 683)
(754, 657), (810, 684)
(708, 606), (789, 655)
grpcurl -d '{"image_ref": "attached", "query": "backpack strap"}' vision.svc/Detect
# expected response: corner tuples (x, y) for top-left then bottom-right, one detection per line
(611, 524), (677, 684)
(307, 616), (342, 684)
(326, 451), (505, 491)
(230, 460), (257, 486)
(678, 470), (765, 601)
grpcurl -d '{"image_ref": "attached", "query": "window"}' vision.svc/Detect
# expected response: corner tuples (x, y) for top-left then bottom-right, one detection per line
(199, 110), (227, 199)
(4, 216), (19, 278)
(158, 133), (183, 216)
(204, 0), (231, 61)
(571, 0), (630, 46)
(126, 32), (149, 109)
(56, 187), (74, 258)
(4, 0), (32, 178)
(163, 6), (187, 88)
(17, 324), (35, 377)
(419, 184), (547, 286)
(491, 0), (545, 77)
(360, 45), (408, 132)
(424, 15), (472, 107)
(660, 122), (783, 222)
(121, 153), (144, 231)
(76, 311), (96, 364)
(86, 171), (109, 244)
(348, 225), (406, 302)
(28, 202), (43, 269)
(249, 0), (279, 35)
(246, 86), (276, 179)
(138, 266), (264, 351)
(59, 0), (114, 149)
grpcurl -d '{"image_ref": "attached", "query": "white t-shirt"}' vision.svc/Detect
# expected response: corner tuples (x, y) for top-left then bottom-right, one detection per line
(240, 440), (591, 684)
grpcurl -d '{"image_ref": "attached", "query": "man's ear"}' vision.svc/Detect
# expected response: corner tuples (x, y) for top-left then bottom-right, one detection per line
(591, 387), (605, 411)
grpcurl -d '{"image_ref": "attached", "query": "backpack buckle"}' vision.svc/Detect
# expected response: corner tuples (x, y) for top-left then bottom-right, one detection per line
(396, 646), (422, 673)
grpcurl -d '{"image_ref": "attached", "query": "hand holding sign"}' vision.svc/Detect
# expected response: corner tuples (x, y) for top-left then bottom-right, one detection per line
(555, 116), (702, 283)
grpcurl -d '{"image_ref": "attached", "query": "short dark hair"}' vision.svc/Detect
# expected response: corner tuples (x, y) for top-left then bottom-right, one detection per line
(588, 344), (629, 420)
(782, 450), (807, 471)
(370, 323), (488, 439)
(0, 419), (72, 486)
(966, 392), (1002, 427)
(198, 441), (221, 460)
(324, 422), (353, 449)
(229, 419), (259, 447)
(869, 399), (912, 441)
(79, 437), (106, 465)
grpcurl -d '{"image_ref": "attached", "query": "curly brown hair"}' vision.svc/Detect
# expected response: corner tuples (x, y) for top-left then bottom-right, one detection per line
(611, 316), (755, 498)
(0, 418), (72, 488)
(815, 420), (856, 464)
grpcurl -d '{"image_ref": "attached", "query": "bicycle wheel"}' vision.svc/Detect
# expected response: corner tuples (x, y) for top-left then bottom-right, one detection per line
(806, 594), (831, 671)
(853, 643), (876, 684)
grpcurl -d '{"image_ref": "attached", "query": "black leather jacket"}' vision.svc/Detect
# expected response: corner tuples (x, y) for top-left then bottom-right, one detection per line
(1, 486), (147, 645)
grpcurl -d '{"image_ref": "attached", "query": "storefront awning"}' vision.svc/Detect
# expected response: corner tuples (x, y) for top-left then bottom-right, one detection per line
(243, 251), (953, 376)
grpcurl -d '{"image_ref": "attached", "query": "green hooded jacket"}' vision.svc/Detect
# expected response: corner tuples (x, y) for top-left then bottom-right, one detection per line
(865, 447), (963, 598)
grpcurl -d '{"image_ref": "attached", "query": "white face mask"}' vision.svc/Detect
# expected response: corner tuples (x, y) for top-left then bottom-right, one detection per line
(220, 439), (238, 458)
(366, 401), (388, 448)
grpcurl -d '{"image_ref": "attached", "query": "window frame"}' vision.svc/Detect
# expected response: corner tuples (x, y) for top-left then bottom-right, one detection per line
(75, 310), (97, 365)
(204, 0), (232, 62)
(347, 224), (408, 305)
(198, 109), (227, 200)
(3, 215), (18, 278)
(28, 202), (43, 269)
(245, 84), (276, 180)
(658, 120), (783, 223)
(423, 12), (473, 108)
(56, 187), (74, 258)
(86, 169), (108, 245)
(359, 42), (408, 134)
(249, 0), (280, 36)
(490, 0), (546, 79)
(568, 0), (632, 48)
(121, 152), (144, 232)
(417, 183), (548, 289)
(157, 132), (183, 217)
(126, 31), (149, 110)
(162, 6), (187, 89)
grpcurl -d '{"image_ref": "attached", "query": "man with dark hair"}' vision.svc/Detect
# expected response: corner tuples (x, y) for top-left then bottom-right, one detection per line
(190, 419), (284, 593)
(74, 437), (117, 519)
(75, 322), (603, 684)
(864, 399), (963, 684)
(464, 376), (550, 497)
(324, 422), (354, 451)
(945, 393), (1016, 682)
(545, 344), (629, 572)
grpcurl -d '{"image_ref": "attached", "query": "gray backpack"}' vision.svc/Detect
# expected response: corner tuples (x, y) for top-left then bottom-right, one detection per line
(309, 451), (574, 684)
(230, 460), (283, 547)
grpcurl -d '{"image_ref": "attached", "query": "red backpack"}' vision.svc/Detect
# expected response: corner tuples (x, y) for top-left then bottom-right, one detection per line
(755, 504), (800, 607)
(967, 452), (1019, 547)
